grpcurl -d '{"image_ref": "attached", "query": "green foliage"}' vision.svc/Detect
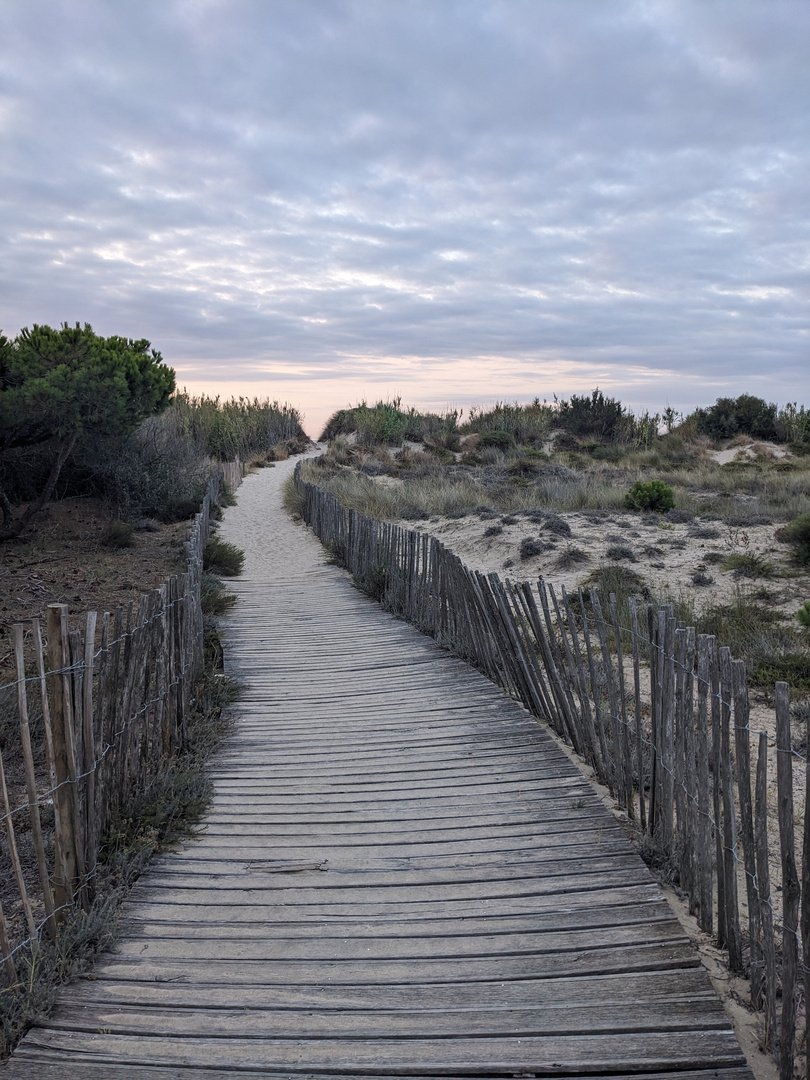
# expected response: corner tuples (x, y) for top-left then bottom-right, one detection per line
(750, 653), (810, 693)
(282, 474), (306, 519)
(677, 592), (784, 660)
(555, 546), (590, 570)
(625, 480), (675, 512)
(555, 388), (630, 442)
(355, 564), (387, 601)
(694, 394), (778, 441)
(479, 429), (515, 450)
(778, 402), (810, 447)
(463, 399), (553, 444)
(0, 323), (174, 452)
(320, 398), (458, 447)
(0, 323), (174, 538)
(720, 552), (777, 578)
(72, 395), (303, 524)
(203, 536), (245, 576)
(777, 513), (810, 565)
(797, 601), (810, 631)
(171, 393), (306, 461)
(585, 563), (649, 601)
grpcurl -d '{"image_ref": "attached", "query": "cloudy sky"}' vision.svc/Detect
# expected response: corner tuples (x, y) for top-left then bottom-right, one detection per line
(1, 0), (807, 436)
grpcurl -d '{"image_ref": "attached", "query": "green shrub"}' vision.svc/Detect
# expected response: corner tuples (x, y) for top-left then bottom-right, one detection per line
(797, 602), (810, 631)
(462, 399), (553, 444)
(750, 653), (810, 693)
(479, 430), (515, 450)
(777, 512), (810, 564)
(720, 553), (777, 579)
(556, 389), (630, 442)
(101, 519), (135, 548)
(203, 537), (245, 576)
(625, 480), (675, 513)
(694, 394), (778, 441)
(320, 399), (458, 446)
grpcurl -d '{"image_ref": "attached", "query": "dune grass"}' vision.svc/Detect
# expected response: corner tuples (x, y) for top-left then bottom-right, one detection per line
(301, 447), (810, 524)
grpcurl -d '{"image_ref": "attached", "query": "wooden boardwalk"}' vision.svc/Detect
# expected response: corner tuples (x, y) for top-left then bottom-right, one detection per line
(5, 464), (754, 1078)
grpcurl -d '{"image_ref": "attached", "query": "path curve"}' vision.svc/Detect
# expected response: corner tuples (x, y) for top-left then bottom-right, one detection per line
(5, 458), (753, 1078)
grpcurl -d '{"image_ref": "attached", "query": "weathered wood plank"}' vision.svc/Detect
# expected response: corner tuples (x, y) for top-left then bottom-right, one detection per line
(11, 1030), (750, 1072)
(5, 461), (753, 1079)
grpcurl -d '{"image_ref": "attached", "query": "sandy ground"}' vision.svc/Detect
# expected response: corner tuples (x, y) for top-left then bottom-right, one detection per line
(217, 453), (323, 580)
(412, 509), (807, 620)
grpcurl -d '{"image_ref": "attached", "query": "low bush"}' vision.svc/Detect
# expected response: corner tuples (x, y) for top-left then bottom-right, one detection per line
(320, 399), (458, 446)
(625, 480), (675, 513)
(556, 389), (629, 442)
(750, 653), (810, 694)
(776, 512), (810, 565)
(605, 544), (636, 563)
(555, 546), (590, 570)
(542, 514), (572, 538)
(101, 519), (135, 549)
(720, 553), (777, 579)
(203, 537), (245, 577)
(520, 537), (550, 560)
(797, 601), (810, 631)
(479, 430), (515, 451)
(463, 399), (553, 444)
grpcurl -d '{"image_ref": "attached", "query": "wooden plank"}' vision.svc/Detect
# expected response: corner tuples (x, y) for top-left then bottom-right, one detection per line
(0, 1065), (758, 1080)
(56, 966), (720, 1010)
(47, 998), (732, 1037)
(6, 461), (753, 1080)
(83, 939), (704, 985)
(11, 1030), (749, 1072)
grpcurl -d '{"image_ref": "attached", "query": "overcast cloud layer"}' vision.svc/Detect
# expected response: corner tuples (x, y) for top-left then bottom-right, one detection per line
(1, 0), (807, 434)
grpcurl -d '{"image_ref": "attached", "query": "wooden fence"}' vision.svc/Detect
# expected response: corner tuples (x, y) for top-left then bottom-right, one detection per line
(296, 464), (810, 1080)
(0, 463), (241, 986)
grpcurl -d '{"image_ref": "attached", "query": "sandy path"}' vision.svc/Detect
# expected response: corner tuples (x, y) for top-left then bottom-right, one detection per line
(218, 453), (323, 581)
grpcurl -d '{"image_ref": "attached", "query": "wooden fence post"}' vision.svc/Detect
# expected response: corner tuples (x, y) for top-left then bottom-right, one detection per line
(46, 604), (84, 914)
(696, 634), (713, 935)
(775, 682), (799, 1080)
(13, 623), (57, 937)
(755, 731), (778, 1050)
(732, 659), (762, 1006)
(719, 647), (742, 972)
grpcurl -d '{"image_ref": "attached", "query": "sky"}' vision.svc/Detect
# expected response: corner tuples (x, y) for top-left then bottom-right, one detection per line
(1, 0), (807, 438)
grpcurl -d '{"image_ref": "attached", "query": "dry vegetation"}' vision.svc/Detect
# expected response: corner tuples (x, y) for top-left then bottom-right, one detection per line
(307, 394), (810, 702)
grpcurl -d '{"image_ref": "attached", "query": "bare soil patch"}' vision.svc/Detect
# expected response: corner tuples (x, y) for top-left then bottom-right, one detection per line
(0, 499), (188, 685)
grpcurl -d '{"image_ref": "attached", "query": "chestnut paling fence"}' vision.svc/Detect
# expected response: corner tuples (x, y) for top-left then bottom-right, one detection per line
(296, 463), (810, 1080)
(0, 463), (242, 995)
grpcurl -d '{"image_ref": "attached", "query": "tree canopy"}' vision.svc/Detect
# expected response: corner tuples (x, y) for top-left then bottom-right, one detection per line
(0, 323), (175, 539)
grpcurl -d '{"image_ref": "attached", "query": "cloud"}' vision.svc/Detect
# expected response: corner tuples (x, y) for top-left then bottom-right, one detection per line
(0, 0), (807, 435)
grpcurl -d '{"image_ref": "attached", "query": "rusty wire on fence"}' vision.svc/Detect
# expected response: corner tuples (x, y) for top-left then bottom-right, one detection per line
(0, 466), (241, 992)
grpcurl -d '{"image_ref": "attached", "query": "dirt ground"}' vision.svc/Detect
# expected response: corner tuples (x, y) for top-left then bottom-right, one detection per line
(0, 499), (188, 684)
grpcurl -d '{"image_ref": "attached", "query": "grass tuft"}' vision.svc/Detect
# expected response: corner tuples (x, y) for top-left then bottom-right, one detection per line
(720, 552), (777, 579)
(203, 537), (245, 576)
(101, 519), (135, 549)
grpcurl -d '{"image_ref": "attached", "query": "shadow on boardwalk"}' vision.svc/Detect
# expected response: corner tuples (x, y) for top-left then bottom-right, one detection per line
(4, 459), (754, 1079)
